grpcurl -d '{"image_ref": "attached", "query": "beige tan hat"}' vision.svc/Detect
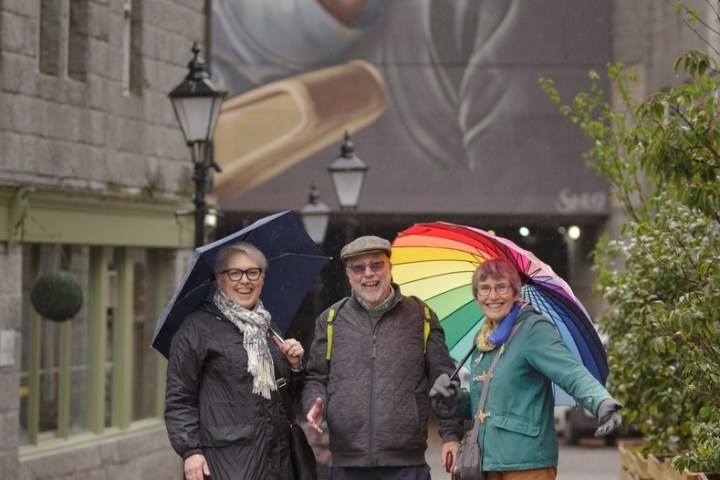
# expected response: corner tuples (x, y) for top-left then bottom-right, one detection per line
(340, 236), (391, 262)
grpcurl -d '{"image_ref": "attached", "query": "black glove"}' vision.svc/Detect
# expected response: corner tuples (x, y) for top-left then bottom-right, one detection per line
(429, 373), (461, 419)
(594, 399), (623, 437)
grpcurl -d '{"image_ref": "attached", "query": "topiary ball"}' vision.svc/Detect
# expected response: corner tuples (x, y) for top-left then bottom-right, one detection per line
(30, 270), (84, 322)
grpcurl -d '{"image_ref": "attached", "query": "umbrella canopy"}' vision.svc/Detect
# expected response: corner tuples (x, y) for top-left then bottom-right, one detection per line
(151, 210), (330, 358)
(392, 222), (608, 404)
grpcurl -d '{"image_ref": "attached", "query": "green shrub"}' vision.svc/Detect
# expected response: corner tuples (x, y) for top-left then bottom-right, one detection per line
(541, 51), (720, 472)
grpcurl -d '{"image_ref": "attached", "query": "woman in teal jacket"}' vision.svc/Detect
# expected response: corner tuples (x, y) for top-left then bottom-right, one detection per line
(429, 259), (622, 479)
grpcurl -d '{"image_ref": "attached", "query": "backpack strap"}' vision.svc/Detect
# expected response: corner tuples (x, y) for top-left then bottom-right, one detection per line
(411, 296), (432, 354)
(422, 303), (431, 354)
(325, 296), (431, 359)
(326, 308), (336, 361)
(325, 298), (349, 361)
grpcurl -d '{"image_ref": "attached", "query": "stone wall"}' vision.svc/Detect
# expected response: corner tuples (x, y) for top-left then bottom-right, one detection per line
(0, 0), (197, 198)
(0, 245), (21, 477)
(612, 0), (708, 92)
(0, 0), (207, 477)
(19, 425), (181, 480)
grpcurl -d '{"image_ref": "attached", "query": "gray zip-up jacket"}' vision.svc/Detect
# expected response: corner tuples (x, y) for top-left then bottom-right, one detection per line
(302, 286), (463, 467)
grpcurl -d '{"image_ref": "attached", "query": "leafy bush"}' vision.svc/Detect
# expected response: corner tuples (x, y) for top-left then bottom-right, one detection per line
(541, 50), (720, 472)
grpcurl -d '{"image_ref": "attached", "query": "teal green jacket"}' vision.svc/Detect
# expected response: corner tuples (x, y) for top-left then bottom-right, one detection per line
(456, 306), (611, 472)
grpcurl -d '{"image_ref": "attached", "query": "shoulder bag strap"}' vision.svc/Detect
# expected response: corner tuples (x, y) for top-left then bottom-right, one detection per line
(273, 362), (295, 423)
(475, 322), (522, 421)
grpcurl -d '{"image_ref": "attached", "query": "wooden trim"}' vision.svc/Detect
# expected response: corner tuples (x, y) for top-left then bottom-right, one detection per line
(57, 321), (72, 437)
(0, 187), (195, 248)
(111, 248), (134, 429)
(26, 246), (43, 445)
(151, 250), (168, 417)
(87, 247), (109, 433)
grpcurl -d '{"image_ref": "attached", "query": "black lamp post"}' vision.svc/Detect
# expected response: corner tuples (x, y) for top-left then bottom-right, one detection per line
(299, 184), (331, 324)
(168, 42), (227, 248)
(327, 132), (368, 243)
(300, 184), (330, 245)
(328, 131), (368, 210)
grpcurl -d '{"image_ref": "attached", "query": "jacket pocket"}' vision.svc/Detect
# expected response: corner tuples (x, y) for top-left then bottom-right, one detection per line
(374, 393), (426, 451)
(200, 423), (254, 447)
(493, 414), (540, 437)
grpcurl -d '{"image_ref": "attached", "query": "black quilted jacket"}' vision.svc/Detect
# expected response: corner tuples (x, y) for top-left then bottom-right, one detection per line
(164, 302), (302, 480)
(302, 287), (463, 467)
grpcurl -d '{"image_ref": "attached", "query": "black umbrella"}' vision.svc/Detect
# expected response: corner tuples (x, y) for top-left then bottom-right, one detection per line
(151, 210), (331, 358)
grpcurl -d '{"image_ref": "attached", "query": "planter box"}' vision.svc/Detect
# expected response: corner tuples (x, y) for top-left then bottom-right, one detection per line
(644, 452), (718, 480)
(619, 440), (638, 479)
(618, 441), (719, 480)
(630, 449), (652, 480)
(648, 453), (672, 479)
(619, 440), (652, 480)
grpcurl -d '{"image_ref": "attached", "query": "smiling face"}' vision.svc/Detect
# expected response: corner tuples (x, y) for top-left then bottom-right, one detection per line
(216, 251), (265, 309)
(475, 275), (519, 324)
(345, 252), (392, 308)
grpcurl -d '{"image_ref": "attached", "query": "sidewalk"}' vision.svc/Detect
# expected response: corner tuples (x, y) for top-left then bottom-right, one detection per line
(426, 417), (453, 480)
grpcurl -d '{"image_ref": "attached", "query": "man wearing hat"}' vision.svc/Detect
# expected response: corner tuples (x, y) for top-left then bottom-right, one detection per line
(302, 235), (463, 480)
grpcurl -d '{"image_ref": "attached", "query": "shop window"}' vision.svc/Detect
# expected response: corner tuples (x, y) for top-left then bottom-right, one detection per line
(19, 244), (168, 448)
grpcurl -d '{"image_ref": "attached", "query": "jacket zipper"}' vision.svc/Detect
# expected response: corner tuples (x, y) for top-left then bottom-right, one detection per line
(369, 327), (378, 463)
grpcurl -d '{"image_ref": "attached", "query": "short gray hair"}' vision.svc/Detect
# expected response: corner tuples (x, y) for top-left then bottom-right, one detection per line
(214, 242), (268, 273)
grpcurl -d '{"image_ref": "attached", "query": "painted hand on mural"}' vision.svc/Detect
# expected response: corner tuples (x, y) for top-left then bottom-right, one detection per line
(210, 0), (387, 196)
(211, 0), (522, 196)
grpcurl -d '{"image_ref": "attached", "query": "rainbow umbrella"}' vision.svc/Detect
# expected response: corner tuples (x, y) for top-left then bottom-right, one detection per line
(392, 222), (608, 403)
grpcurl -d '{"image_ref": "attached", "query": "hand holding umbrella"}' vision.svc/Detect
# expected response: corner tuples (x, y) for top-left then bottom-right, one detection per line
(272, 329), (305, 371)
(429, 373), (461, 419)
(594, 399), (623, 437)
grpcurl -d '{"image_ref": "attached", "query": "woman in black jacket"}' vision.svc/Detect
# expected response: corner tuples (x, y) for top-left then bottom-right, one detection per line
(165, 242), (306, 480)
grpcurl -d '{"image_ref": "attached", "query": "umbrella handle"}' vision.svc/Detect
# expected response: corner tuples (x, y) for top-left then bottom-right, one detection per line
(270, 327), (285, 343)
(445, 451), (454, 473)
(450, 344), (477, 381)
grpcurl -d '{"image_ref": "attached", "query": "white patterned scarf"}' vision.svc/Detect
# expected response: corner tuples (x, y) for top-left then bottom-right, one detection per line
(213, 289), (276, 399)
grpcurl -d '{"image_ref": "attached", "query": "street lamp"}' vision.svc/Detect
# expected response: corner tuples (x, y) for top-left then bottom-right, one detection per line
(168, 42), (227, 247)
(299, 184), (330, 245)
(327, 131), (368, 211)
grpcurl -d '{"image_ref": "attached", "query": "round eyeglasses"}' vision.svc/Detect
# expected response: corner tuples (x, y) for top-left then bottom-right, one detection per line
(221, 268), (263, 282)
(476, 283), (510, 297)
(347, 260), (386, 275)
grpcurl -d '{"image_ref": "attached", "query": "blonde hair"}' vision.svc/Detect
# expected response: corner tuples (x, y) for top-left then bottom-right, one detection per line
(214, 242), (268, 273)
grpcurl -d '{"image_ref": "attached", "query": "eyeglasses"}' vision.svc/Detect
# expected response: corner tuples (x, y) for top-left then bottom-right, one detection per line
(347, 260), (386, 275)
(220, 268), (263, 282)
(476, 283), (511, 297)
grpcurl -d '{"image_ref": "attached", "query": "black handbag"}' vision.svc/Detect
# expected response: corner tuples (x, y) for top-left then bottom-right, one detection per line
(288, 421), (318, 480)
(275, 367), (318, 480)
(451, 324), (521, 480)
